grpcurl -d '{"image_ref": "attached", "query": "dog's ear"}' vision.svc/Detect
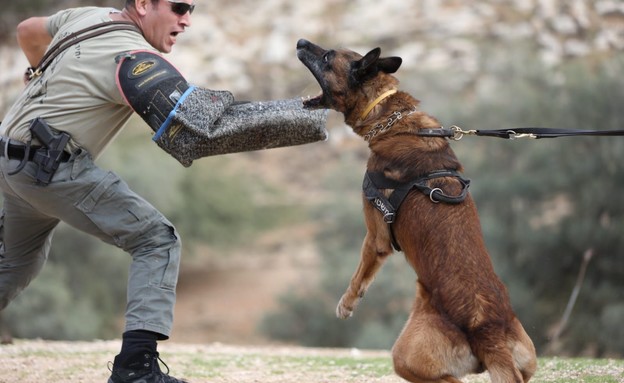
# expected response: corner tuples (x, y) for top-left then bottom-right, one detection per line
(353, 48), (382, 80)
(358, 48), (381, 72)
(353, 48), (402, 81)
(378, 56), (402, 74)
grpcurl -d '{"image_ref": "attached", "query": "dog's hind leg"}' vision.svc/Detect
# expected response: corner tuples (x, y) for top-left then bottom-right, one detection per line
(509, 318), (537, 382)
(391, 282), (480, 383)
(471, 322), (528, 383)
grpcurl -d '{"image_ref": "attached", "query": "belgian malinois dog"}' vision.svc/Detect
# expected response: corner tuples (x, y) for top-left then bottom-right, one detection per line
(296, 39), (537, 383)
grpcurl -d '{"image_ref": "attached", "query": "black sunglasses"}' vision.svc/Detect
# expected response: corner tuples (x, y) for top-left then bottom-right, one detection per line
(167, 0), (195, 16)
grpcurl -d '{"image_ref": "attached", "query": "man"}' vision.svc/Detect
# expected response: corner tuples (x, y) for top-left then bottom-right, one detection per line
(0, 1), (196, 382)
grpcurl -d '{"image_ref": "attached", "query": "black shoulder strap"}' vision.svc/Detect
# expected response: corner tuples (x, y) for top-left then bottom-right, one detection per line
(363, 172), (398, 224)
(362, 172), (405, 251)
(29, 21), (142, 80)
(388, 170), (471, 207)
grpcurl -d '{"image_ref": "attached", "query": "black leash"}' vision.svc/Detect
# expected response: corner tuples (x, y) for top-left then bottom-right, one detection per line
(418, 126), (624, 140)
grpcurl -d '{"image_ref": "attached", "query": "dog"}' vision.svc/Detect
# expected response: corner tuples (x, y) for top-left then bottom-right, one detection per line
(296, 39), (537, 383)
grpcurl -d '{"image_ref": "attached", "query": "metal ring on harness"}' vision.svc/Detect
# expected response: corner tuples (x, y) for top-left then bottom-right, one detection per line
(429, 188), (443, 203)
(383, 212), (395, 224)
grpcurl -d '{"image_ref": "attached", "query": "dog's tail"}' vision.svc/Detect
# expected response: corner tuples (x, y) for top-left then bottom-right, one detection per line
(471, 323), (524, 383)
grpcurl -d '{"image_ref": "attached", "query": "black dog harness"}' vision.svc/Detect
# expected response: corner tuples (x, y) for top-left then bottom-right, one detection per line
(363, 169), (471, 251)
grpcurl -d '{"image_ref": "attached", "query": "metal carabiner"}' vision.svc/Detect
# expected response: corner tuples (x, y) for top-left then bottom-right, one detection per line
(507, 130), (538, 140)
(450, 125), (476, 141)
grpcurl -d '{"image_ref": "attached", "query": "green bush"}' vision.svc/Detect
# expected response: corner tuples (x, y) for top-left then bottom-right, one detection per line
(4, 224), (129, 340)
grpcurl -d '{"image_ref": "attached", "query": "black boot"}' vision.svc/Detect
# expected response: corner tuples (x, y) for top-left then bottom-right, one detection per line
(108, 331), (188, 383)
(108, 351), (188, 383)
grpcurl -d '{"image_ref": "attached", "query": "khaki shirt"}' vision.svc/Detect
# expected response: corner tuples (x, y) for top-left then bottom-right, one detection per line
(1, 7), (157, 158)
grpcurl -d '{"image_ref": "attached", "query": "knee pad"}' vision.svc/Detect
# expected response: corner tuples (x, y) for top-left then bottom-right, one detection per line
(117, 51), (328, 167)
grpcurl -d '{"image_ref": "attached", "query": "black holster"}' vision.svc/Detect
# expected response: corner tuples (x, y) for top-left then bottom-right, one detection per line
(30, 118), (71, 186)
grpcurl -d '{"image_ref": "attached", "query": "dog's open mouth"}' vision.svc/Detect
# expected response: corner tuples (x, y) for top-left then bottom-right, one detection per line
(297, 41), (329, 110)
(303, 92), (324, 109)
(300, 74), (329, 109)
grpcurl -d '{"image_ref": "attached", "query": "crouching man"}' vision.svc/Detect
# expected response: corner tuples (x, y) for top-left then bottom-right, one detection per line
(0, 1), (326, 382)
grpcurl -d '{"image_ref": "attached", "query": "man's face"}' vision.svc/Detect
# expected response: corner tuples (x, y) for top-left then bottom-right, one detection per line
(141, 0), (193, 53)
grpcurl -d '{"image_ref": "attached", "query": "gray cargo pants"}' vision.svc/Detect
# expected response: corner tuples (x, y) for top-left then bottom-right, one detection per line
(0, 147), (181, 339)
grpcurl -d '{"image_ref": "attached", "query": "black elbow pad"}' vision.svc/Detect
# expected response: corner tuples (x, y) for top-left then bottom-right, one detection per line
(115, 50), (191, 133)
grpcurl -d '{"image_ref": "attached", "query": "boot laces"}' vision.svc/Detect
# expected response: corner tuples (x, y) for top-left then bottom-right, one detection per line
(108, 352), (187, 383)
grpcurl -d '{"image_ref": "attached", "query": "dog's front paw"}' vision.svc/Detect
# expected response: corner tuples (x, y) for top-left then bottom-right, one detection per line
(336, 296), (355, 319)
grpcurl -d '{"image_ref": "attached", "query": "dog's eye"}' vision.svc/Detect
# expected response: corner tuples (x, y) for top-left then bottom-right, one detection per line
(323, 50), (334, 64)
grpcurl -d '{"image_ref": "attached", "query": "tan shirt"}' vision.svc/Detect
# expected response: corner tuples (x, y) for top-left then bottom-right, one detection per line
(1, 7), (157, 158)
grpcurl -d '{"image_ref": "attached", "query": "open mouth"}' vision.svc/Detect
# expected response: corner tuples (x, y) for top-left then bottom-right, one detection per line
(298, 61), (328, 109)
(297, 42), (329, 109)
(302, 92), (324, 109)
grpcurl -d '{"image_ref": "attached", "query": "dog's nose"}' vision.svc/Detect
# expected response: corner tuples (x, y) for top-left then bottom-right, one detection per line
(296, 39), (310, 50)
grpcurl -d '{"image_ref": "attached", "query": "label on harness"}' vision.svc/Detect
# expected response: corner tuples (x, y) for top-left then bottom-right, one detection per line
(373, 197), (395, 223)
(363, 172), (396, 223)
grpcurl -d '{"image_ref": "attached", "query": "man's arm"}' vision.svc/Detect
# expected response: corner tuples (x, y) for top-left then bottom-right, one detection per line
(17, 16), (52, 67)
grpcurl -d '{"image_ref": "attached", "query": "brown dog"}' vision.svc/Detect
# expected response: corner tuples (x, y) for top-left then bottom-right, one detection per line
(296, 39), (537, 383)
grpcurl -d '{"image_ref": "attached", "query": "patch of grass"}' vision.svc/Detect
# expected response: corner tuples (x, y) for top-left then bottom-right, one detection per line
(172, 350), (624, 383)
(536, 358), (624, 383)
(170, 351), (393, 381)
(264, 355), (393, 377)
(1, 341), (623, 383)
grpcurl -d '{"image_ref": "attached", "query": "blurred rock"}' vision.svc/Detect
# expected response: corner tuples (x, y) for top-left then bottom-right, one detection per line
(1, 0), (623, 114)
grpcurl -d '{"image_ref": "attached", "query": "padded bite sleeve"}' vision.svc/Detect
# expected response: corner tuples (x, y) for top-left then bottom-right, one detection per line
(157, 94), (329, 166)
(117, 51), (328, 167)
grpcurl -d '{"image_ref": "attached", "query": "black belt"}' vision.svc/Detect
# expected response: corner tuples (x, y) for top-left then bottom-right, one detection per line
(0, 138), (71, 162)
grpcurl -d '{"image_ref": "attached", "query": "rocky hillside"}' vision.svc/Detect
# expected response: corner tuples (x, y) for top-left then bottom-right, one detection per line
(2, 0), (623, 116)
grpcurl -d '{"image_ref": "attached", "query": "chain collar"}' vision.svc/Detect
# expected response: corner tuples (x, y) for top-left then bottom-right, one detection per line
(363, 106), (418, 142)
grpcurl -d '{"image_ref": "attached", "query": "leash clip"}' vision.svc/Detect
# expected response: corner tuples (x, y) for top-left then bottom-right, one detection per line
(450, 125), (476, 141)
(24, 67), (42, 82)
(507, 130), (537, 140)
